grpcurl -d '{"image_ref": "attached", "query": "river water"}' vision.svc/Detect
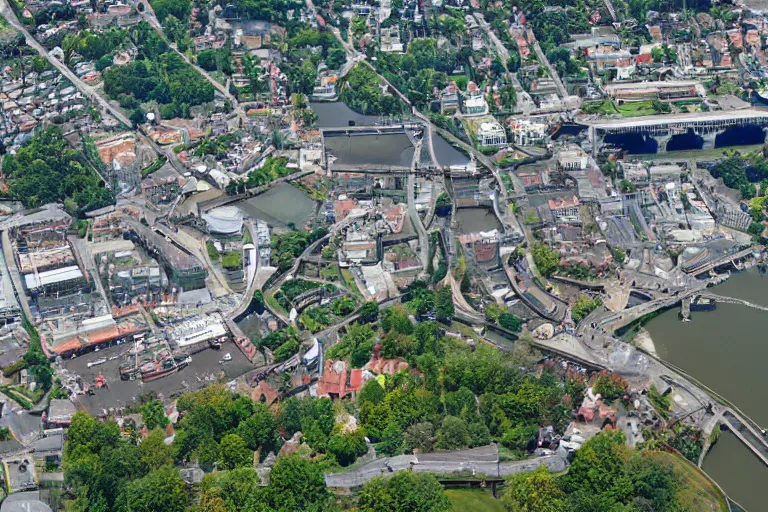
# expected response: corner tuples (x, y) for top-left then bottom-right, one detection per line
(310, 102), (380, 128)
(646, 267), (768, 510)
(238, 183), (317, 229)
(324, 133), (414, 167)
(455, 208), (501, 234)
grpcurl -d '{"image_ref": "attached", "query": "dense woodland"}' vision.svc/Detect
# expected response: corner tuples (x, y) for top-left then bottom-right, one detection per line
(1, 127), (113, 215)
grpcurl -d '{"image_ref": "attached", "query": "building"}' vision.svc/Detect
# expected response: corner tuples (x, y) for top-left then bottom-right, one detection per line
(476, 120), (506, 146)
(380, 26), (404, 52)
(125, 220), (207, 291)
(315, 360), (364, 399)
(23, 265), (88, 297)
(167, 313), (229, 353)
(44, 399), (77, 428)
(549, 196), (581, 224)
(462, 81), (488, 116)
(556, 147), (588, 171)
(439, 82), (460, 114)
(507, 119), (548, 145)
(202, 206), (244, 236)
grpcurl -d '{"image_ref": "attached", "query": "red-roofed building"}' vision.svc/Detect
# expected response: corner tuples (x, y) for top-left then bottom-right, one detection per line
(317, 360), (349, 399)
(252, 380), (280, 405)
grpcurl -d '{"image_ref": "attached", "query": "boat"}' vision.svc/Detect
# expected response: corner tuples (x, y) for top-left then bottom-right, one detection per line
(141, 356), (190, 382)
(690, 296), (716, 312)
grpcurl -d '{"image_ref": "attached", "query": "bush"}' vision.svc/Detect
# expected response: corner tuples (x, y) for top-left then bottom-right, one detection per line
(498, 312), (522, 332)
(592, 371), (628, 400)
(221, 252), (242, 270)
(331, 297), (356, 316)
(501, 424), (538, 452)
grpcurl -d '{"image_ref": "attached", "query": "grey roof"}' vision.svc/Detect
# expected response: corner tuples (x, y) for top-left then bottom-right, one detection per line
(0, 440), (24, 455)
(1, 491), (53, 512)
(29, 435), (63, 453)
(47, 399), (77, 423)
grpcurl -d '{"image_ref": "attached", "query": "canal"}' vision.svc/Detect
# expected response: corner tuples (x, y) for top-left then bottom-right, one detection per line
(238, 183), (317, 229)
(455, 208), (502, 234)
(646, 267), (768, 510)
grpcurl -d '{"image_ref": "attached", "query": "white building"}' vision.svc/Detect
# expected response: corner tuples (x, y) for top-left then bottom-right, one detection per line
(462, 81), (488, 116)
(476, 120), (506, 146)
(548, 195), (581, 224)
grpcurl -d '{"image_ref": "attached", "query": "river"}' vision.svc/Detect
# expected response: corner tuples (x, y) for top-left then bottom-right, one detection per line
(646, 267), (768, 510)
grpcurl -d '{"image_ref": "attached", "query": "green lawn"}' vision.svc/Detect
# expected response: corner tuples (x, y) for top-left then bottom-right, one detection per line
(445, 489), (505, 512)
(615, 100), (659, 117)
(581, 99), (619, 115)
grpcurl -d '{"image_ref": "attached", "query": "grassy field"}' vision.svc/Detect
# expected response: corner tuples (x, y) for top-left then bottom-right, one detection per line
(581, 99), (620, 115)
(646, 451), (729, 512)
(615, 100), (660, 117)
(633, 144), (764, 161)
(445, 489), (505, 512)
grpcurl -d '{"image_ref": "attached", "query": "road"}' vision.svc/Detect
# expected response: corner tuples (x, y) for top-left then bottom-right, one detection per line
(407, 140), (429, 278)
(0, 0), (132, 127)
(531, 41), (568, 99)
(325, 445), (567, 488)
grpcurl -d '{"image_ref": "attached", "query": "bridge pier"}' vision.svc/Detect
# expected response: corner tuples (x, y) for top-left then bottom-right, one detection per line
(680, 297), (691, 322)
(700, 131), (718, 150)
(654, 134), (673, 154)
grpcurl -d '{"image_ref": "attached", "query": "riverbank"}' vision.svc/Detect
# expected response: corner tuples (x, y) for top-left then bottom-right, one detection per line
(647, 267), (768, 510)
(633, 327), (657, 356)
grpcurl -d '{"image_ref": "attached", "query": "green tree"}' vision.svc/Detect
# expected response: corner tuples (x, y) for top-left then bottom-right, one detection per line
(358, 472), (450, 512)
(403, 421), (435, 454)
(116, 465), (187, 512)
(434, 286), (454, 322)
(501, 424), (538, 452)
(218, 433), (252, 470)
(435, 416), (470, 450)
(236, 402), (281, 454)
(571, 295), (602, 323)
(531, 242), (560, 276)
(138, 429), (173, 471)
(327, 430), (368, 466)
(498, 312), (522, 332)
(358, 379), (386, 405)
(503, 466), (567, 512)
(267, 455), (329, 511)
(358, 301), (379, 324)
(141, 399), (168, 430)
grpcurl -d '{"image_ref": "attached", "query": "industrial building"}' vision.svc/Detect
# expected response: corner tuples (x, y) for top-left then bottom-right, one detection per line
(23, 265), (89, 297)
(124, 220), (207, 291)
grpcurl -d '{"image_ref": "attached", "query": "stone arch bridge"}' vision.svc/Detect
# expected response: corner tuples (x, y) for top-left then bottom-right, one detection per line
(578, 108), (768, 153)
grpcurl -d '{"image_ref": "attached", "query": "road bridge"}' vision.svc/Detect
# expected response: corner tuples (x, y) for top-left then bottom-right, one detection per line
(320, 124), (420, 135)
(682, 246), (756, 276)
(196, 170), (314, 215)
(580, 108), (768, 153)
